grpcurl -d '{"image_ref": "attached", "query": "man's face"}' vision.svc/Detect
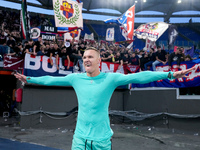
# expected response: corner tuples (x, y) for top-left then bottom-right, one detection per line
(176, 49), (181, 54)
(54, 44), (58, 49)
(50, 44), (54, 49)
(83, 50), (100, 74)
(38, 37), (42, 42)
(29, 41), (33, 46)
(132, 53), (136, 57)
(181, 48), (184, 52)
(46, 44), (50, 49)
(80, 44), (84, 48)
(62, 48), (67, 53)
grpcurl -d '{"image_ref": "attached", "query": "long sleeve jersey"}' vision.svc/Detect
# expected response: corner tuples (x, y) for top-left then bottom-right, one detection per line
(27, 71), (174, 141)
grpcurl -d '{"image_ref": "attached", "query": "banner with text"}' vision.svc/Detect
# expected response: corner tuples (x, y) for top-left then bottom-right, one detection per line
(4, 55), (24, 70)
(24, 54), (200, 88)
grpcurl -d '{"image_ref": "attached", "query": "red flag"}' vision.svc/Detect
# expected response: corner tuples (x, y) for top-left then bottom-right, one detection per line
(174, 46), (178, 52)
(127, 5), (135, 40)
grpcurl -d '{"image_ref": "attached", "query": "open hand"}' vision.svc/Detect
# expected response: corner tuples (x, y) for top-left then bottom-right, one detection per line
(14, 72), (27, 83)
(173, 66), (195, 78)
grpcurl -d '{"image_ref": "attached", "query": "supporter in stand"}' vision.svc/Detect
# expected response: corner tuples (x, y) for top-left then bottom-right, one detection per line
(127, 49), (132, 58)
(70, 44), (83, 72)
(140, 52), (149, 71)
(168, 47), (182, 69)
(54, 43), (61, 70)
(184, 54), (192, 61)
(152, 46), (168, 71)
(24, 39), (34, 55)
(137, 50), (144, 59)
(0, 29), (7, 45)
(144, 48), (156, 71)
(14, 43), (24, 58)
(120, 47), (126, 58)
(180, 47), (186, 61)
(33, 37), (43, 55)
(37, 45), (46, 56)
(6, 35), (15, 48)
(114, 52), (123, 70)
(122, 53), (129, 65)
(58, 47), (70, 70)
(46, 42), (55, 66)
(100, 49), (106, 59)
(11, 31), (21, 43)
(129, 52), (140, 66)
(44, 43), (50, 56)
(78, 42), (86, 57)
(23, 41), (28, 48)
(101, 49), (115, 62)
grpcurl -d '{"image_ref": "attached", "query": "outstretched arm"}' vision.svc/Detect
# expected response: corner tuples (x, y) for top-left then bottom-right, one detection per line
(114, 67), (195, 87)
(14, 72), (74, 86)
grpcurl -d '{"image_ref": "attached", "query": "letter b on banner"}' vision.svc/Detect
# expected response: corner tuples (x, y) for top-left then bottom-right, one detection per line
(24, 54), (40, 70)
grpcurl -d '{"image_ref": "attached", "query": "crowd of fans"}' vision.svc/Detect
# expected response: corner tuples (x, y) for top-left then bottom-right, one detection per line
(0, 9), (200, 96)
(1, 33), (196, 73)
(0, 9), (198, 73)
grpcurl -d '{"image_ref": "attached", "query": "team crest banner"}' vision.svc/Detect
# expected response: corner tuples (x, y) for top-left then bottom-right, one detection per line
(64, 29), (81, 44)
(135, 22), (169, 41)
(53, 0), (83, 28)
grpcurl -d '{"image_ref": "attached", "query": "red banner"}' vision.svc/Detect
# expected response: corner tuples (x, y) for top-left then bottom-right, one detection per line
(100, 61), (139, 74)
(3, 55), (24, 70)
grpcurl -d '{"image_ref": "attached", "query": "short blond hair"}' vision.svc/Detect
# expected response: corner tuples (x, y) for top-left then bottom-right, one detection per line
(85, 47), (100, 55)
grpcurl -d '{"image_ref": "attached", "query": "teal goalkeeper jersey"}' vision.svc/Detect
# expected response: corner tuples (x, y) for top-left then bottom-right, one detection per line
(27, 71), (174, 141)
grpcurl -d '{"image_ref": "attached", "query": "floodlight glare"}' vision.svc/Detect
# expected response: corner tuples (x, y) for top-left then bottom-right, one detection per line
(143, 0), (146, 2)
(135, 1), (138, 3)
(178, 0), (181, 3)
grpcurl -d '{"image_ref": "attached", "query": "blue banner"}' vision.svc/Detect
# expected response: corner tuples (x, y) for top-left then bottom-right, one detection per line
(24, 54), (73, 77)
(132, 59), (200, 88)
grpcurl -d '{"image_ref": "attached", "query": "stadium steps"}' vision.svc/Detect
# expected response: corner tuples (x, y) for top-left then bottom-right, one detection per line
(188, 25), (200, 36)
(178, 32), (193, 42)
(85, 23), (99, 39)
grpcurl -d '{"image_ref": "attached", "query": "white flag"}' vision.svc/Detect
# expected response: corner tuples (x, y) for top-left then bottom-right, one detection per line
(84, 33), (94, 41)
(106, 28), (115, 41)
(64, 29), (81, 44)
(53, 0), (83, 28)
(135, 22), (169, 41)
(145, 38), (157, 51)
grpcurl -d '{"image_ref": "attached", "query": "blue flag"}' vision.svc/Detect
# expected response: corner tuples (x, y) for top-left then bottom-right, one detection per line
(185, 46), (194, 57)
